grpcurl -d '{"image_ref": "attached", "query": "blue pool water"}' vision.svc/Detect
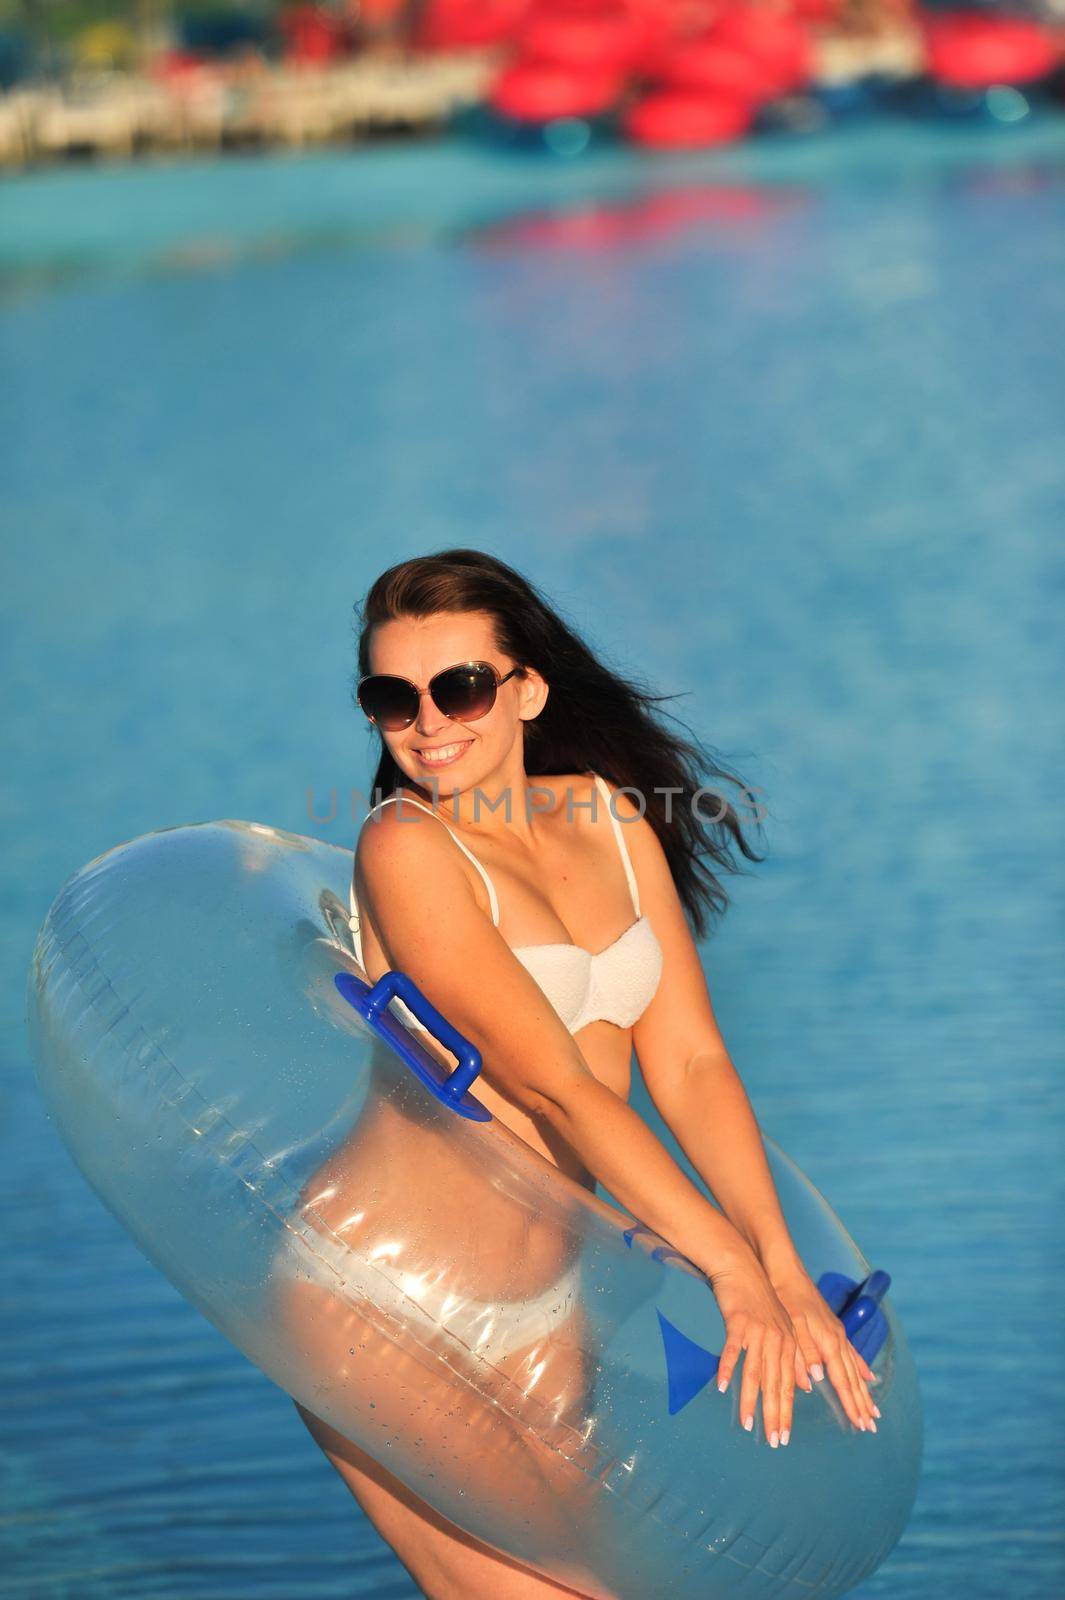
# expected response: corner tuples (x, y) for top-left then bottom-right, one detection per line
(3, 115), (1064, 1597)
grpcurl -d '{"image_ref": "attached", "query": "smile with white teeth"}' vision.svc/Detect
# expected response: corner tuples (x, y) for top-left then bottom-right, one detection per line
(415, 740), (473, 765)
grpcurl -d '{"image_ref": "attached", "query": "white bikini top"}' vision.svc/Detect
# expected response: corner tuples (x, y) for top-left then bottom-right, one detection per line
(348, 771), (664, 1039)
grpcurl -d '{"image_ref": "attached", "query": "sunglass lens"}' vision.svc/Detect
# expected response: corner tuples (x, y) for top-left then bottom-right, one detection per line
(359, 677), (419, 730)
(432, 664), (497, 722)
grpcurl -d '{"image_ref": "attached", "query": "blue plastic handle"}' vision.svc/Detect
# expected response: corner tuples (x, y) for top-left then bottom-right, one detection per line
(839, 1268), (891, 1341)
(817, 1268), (892, 1364)
(334, 968), (491, 1122)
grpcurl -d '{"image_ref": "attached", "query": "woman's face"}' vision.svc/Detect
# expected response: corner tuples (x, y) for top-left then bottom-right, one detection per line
(366, 611), (547, 793)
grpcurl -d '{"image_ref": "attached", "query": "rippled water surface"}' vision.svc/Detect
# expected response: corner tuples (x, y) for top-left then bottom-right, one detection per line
(3, 117), (1064, 1597)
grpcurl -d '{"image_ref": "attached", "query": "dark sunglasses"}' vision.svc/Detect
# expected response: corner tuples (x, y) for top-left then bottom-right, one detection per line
(357, 659), (525, 732)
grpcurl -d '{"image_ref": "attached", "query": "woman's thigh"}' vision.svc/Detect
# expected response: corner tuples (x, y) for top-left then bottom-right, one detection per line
(294, 1399), (606, 1600)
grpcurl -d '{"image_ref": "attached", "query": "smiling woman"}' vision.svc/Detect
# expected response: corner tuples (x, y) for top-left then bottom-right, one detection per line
(277, 547), (886, 1598)
(27, 809), (917, 1600)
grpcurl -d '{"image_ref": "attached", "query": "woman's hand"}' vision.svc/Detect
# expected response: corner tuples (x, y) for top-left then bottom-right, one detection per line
(769, 1266), (881, 1434)
(707, 1250), (799, 1448)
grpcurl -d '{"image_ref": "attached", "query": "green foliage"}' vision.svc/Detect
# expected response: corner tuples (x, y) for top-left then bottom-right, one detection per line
(0, 0), (281, 48)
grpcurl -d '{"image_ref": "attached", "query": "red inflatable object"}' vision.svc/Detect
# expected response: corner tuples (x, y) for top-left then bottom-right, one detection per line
(787, 0), (843, 24)
(280, 4), (349, 65)
(701, 9), (813, 96)
(521, 3), (652, 71)
(490, 59), (625, 119)
(623, 0), (683, 57)
(416, 0), (532, 51)
(651, 37), (791, 103)
(623, 88), (754, 146)
(923, 12), (1060, 90)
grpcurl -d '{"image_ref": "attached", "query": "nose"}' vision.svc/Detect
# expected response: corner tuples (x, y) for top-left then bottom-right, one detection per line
(413, 688), (452, 739)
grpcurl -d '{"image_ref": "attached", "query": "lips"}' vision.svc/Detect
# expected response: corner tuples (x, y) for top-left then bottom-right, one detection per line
(413, 740), (473, 767)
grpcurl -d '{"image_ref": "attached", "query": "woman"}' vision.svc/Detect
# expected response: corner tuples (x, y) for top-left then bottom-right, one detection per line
(291, 548), (879, 1600)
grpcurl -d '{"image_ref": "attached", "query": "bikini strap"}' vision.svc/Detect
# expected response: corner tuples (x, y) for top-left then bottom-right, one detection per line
(592, 772), (641, 918)
(347, 794), (500, 958)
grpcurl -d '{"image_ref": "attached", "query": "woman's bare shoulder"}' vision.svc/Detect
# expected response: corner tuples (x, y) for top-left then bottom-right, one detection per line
(354, 793), (450, 868)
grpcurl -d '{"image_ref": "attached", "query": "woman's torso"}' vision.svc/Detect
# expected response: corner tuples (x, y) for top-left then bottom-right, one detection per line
(362, 773), (647, 1165)
(304, 772), (659, 1293)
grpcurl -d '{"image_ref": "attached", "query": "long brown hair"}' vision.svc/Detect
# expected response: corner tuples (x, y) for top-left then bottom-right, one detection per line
(352, 549), (766, 940)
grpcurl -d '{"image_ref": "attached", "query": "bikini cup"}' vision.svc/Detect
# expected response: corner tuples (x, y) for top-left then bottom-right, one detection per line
(348, 773), (663, 1036)
(510, 918), (664, 1034)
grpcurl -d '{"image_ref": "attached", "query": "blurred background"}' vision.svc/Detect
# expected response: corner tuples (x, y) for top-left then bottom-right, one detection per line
(3, 0), (1064, 1596)
(1, 0), (1065, 163)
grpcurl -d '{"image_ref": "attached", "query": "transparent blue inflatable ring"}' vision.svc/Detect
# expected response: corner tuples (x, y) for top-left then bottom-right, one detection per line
(27, 821), (922, 1599)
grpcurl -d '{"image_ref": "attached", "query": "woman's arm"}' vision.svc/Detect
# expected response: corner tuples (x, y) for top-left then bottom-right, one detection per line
(622, 793), (880, 1426)
(638, 1049), (804, 1284)
(614, 789), (804, 1282)
(355, 805), (755, 1281)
